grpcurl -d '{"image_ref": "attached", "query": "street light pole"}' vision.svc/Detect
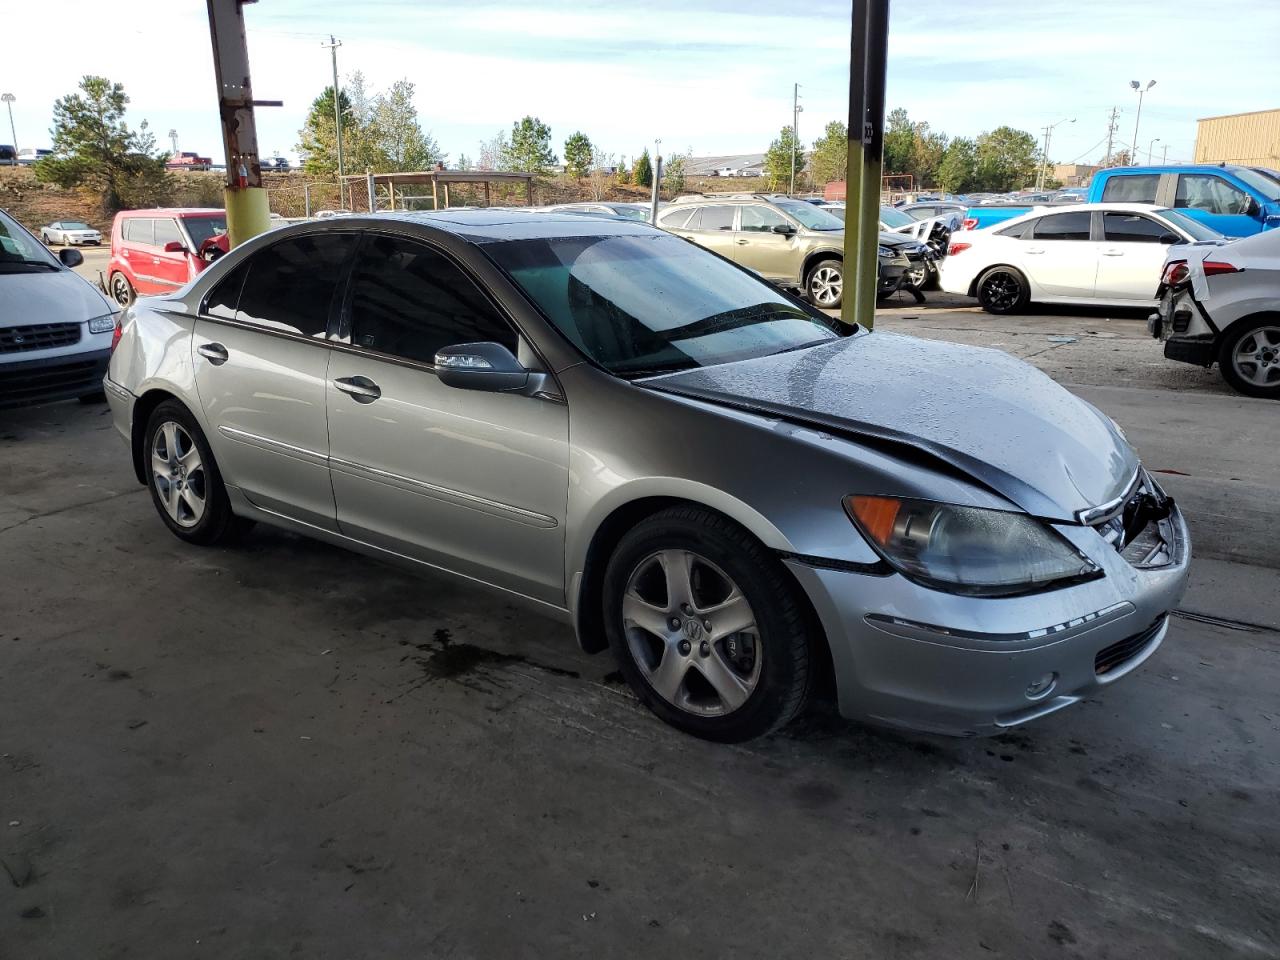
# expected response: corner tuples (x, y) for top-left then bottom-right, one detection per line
(1, 94), (17, 158)
(1129, 80), (1155, 166)
(1162, 143), (1169, 165)
(1148, 137), (1161, 164)
(789, 83), (802, 196)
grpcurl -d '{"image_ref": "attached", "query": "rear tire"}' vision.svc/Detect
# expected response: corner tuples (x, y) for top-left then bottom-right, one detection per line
(603, 506), (814, 742)
(143, 400), (248, 546)
(109, 272), (136, 308)
(976, 266), (1030, 315)
(1218, 319), (1280, 400)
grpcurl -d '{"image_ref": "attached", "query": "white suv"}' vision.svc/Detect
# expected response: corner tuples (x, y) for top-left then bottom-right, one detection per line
(1, 208), (119, 408)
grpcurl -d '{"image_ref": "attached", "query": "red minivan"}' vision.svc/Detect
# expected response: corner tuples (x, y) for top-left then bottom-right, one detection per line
(107, 208), (230, 306)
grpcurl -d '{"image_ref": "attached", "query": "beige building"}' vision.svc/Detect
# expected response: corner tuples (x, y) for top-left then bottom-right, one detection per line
(1053, 163), (1100, 187)
(1194, 109), (1280, 166)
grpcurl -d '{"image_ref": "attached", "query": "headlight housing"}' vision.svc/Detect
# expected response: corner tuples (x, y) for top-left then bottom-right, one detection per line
(877, 245), (893, 258)
(845, 495), (1101, 597)
(88, 314), (118, 334)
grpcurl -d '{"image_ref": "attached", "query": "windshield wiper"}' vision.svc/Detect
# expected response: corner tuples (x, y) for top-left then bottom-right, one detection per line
(0, 259), (60, 271)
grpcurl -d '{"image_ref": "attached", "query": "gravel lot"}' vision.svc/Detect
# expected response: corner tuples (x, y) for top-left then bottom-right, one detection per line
(3, 262), (1277, 958)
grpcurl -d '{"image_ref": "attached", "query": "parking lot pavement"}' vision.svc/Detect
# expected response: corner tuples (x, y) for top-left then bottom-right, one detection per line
(3, 387), (1279, 957)
(67, 245), (111, 292)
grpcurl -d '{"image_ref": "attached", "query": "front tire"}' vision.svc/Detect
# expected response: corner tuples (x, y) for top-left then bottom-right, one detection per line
(603, 506), (814, 742)
(1219, 320), (1280, 399)
(805, 258), (844, 310)
(976, 266), (1030, 314)
(143, 401), (246, 545)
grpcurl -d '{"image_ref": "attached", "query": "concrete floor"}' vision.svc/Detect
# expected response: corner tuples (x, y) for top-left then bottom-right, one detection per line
(2, 291), (1278, 958)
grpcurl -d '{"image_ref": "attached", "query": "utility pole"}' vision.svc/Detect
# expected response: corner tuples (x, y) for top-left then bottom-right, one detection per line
(1037, 117), (1074, 190)
(1102, 106), (1119, 166)
(843, 0), (889, 331)
(789, 83), (803, 196)
(321, 35), (344, 203)
(1162, 143), (1169, 164)
(206, 0), (281, 247)
(1129, 80), (1156, 166)
(650, 139), (662, 224)
(1, 94), (17, 157)
(168, 128), (179, 157)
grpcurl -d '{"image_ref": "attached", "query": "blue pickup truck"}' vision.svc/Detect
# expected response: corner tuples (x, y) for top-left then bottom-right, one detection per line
(964, 165), (1280, 236)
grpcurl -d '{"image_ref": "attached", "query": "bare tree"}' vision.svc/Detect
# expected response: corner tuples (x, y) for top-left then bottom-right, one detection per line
(588, 146), (615, 200)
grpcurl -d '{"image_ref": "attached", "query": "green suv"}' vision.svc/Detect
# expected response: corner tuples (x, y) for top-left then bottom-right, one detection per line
(656, 194), (912, 309)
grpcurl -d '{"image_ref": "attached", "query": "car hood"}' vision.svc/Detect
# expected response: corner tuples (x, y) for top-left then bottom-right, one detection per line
(0, 268), (116, 326)
(646, 332), (1137, 522)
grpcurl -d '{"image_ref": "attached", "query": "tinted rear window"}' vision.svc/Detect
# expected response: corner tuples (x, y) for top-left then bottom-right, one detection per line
(1033, 211), (1091, 241)
(233, 233), (355, 337)
(123, 219), (154, 245)
(1101, 174), (1159, 204)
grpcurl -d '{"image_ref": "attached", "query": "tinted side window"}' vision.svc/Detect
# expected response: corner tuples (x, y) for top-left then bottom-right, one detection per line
(1102, 213), (1168, 243)
(123, 219), (154, 245)
(236, 233), (353, 337)
(997, 219), (1036, 239)
(204, 261), (249, 319)
(658, 207), (695, 229)
(1033, 211), (1091, 241)
(153, 218), (182, 247)
(739, 206), (789, 232)
(1101, 174), (1159, 203)
(695, 205), (736, 231)
(347, 234), (517, 366)
(1175, 174), (1251, 215)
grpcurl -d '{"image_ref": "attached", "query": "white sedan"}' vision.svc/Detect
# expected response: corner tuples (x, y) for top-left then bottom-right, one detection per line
(40, 220), (103, 246)
(941, 203), (1225, 314)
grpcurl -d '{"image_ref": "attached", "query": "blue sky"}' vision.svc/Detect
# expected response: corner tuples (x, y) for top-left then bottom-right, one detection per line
(5, 0), (1279, 169)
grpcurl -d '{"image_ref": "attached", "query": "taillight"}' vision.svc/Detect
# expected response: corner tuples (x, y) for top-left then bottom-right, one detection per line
(1202, 260), (1243, 277)
(110, 317), (123, 353)
(948, 242), (971, 256)
(961, 217), (978, 231)
(1161, 260), (1190, 286)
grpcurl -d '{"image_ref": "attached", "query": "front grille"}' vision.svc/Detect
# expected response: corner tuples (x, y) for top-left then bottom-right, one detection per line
(0, 322), (82, 354)
(1094, 616), (1166, 676)
(0, 357), (104, 405)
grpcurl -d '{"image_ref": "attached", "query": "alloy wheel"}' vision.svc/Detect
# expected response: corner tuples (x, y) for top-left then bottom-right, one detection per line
(621, 549), (762, 717)
(110, 274), (133, 307)
(151, 421), (207, 528)
(1232, 326), (1280, 389)
(809, 265), (843, 306)
(980, 272), (1020, 311)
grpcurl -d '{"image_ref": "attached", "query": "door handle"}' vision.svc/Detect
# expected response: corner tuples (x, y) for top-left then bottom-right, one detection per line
(735, 239), (749, 245)
(197, 342), (229, 365)
(1024, 247), (1045, 254)
(1101, 249), (1124, 256)
(333, 375), (381, 403)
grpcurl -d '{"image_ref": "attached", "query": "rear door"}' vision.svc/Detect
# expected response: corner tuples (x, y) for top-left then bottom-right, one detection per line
(150, 217), (191, 289)
(1095, 211), (1177, 301)
(192, 231), (356, 530)
(677, 205), (740, 261)
(1023, 211), (1099, 297)
(1173, 173), (1257, 237)
(325, 232), (569, 603)
(734, 204), (797, 280)
(121, 219), (162, 294)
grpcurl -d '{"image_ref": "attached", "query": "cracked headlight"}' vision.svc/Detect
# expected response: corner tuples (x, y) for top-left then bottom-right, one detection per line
(845, 495), (1101, 597)
(88, 314), (118, 334)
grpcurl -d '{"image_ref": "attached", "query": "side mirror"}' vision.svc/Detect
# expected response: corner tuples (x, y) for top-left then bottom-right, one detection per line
(435, 341), (535, 394)
(163, 240), (187, 254)
(772, 223), (796, 235)
(58, 247), (83, 267)
(1245, 198), (1261, 218)
(1159, 233), (1183, 245)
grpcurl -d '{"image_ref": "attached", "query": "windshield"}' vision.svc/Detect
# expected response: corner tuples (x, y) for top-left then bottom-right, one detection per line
(0, 209), (60, 269)
(1232, 167), (1280, 202)
(62, 221), (91, 230)
(773, 200), (843, 231)
(486, 232), (844, 376)
(183, 215), (228, 249)
(1155, 208), (1227, 242)
(879, 206), (916, 228)
(607, 205), (649, 221)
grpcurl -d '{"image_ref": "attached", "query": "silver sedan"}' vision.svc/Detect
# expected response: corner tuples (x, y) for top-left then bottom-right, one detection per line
(103, 211), (1190, 742)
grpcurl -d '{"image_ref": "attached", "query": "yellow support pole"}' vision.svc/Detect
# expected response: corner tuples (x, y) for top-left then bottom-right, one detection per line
(224, 186), (271, 249)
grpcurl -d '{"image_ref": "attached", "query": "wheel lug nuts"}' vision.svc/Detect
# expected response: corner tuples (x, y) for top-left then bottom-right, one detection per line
(678, 640), (691, 655)
(703, 620), (712, 631)
(699, 641), (710, 657)
(669, 617), (681, 629)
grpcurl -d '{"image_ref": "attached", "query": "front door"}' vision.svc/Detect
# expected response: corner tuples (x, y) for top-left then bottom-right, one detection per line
(150, 217), (192, 290)
(1095, 211), (1176, 302)
(192, 231), (356, 530)
(1173, 173), (1257, 237)
(325, 232), (569, 605)
(1023, 210), (1099, 297)
(734, 204), (798, 281)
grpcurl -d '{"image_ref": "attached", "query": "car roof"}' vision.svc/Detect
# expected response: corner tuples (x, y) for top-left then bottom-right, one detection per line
(1100, 164), (1249, 176)
(115, 207), (226, 217)
(284, 208), (659, 243)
